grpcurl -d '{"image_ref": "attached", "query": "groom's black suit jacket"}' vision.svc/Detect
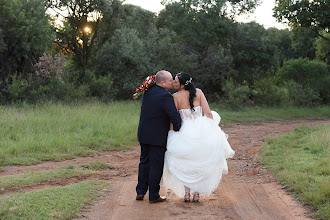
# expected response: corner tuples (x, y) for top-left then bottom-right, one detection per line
(138, 85), (182, 146)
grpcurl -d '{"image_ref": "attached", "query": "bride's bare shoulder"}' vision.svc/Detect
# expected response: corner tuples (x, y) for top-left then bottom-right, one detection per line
(196, 88), (204, 96)
(173, 91), (180, 97)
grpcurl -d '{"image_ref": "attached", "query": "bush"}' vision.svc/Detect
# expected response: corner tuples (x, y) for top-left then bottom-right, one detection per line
(222, 80), (250, 109)
(88, 73), (117, 102)
(278, 58), (328, 87)
(283, 81), (321, 106)
(94, 29), (152, 99)
(2, 74), (29, 103)
(277, 58), (329, 103)
(1, 53), (92, 104)
(252, 77), (288, 106)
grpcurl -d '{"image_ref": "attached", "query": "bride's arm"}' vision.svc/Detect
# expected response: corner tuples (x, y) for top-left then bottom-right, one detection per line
(199, 89), (213, 119)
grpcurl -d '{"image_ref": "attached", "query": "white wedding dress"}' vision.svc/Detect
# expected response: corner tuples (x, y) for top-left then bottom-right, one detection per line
(163, 106), (235, 197)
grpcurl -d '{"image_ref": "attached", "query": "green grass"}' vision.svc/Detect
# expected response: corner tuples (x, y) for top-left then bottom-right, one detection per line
(211, 104), (330, 125)
(0, 101), (140, 166)
(80, 162), (112, 171)
(0, 166), (96, 189)
(0, 101), (328, 166)
(0, 180), (109, 220)
(259, 124), (330, 219)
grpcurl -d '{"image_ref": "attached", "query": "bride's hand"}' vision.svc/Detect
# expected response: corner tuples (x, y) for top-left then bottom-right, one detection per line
(169, 123), (173, 130)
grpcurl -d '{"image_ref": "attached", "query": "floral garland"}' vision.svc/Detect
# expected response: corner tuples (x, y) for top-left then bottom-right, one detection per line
(132, 75), (156, 100)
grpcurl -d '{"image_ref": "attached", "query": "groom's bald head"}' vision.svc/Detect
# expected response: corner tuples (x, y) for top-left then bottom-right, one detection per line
(156, 70), (173, 90)
(156, 70), (170, 83)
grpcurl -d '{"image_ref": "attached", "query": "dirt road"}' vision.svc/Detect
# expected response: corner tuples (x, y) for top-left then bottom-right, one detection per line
(1, 119), (329, 220)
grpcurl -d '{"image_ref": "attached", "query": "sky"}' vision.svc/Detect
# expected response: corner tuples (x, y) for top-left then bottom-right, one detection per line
(124, 0), (288, 29)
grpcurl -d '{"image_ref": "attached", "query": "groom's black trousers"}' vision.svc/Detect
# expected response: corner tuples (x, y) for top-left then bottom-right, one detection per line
(136, 143), (166, 201)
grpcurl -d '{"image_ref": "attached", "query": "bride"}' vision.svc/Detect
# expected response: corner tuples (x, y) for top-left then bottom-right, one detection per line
(163, 72), (235, 202)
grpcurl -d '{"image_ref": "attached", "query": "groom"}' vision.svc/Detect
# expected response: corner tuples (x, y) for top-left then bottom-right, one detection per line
(136, 70), (182, 203)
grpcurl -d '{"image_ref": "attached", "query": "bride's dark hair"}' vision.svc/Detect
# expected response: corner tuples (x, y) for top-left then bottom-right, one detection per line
(176, 72), (196, 112)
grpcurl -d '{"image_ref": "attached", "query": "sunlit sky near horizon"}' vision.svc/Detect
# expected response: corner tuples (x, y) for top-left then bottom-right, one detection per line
(124, 0), (288, 29)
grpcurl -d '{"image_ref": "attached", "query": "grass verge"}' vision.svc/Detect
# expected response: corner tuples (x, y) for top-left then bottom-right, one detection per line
(0, 166), (96, 189)
(259, 124), (330, 219)
(0, 180), (109, 220)
(80, 162), (112, 171)
(0, 101), (140, 166)
(211, 105), (330, 125)
(0, 101), (328, 166)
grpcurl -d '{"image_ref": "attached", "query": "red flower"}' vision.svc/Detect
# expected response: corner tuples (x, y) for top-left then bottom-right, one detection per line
(133, 75), (156, 100)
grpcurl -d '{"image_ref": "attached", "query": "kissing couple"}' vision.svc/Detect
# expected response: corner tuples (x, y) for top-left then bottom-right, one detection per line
(136, 70), (235, 203)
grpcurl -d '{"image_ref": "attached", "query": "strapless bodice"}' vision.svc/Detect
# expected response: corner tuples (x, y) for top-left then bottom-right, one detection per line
(179, 106), (202, 120)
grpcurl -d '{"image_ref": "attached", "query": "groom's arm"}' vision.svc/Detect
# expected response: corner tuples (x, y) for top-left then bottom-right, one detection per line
(161, 93), (182, 131)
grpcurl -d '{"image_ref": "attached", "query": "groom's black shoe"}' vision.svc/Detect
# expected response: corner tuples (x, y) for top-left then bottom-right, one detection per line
(136, 194), (144, 200)
(149, 196), (167, 204)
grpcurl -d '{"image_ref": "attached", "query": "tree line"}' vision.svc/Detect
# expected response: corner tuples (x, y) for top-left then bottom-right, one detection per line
(0, 0), (329, 107)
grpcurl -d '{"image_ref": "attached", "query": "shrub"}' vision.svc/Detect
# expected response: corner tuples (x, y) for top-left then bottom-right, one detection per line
(283, 81), (321, 106)
(278, 58), (328, 87)
(88, 73), (117, 102)
(222, 79), (250, 109)
(252, 77), (288, 106)
(3, 74), (29, 103)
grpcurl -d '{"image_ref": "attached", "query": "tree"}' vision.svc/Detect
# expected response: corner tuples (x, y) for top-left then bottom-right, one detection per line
(316, 32), (330, 65)
(266, 27), (298, 62)
(94, 28), (152, 98)
(46, 0), (112, 74)
(290, 27), (319, 59)
(274, 0), (330, 42)
(277, 58), (329, 103)
(157, 1), (240, 96)
(161, 0), (260, 16)
(0, 29), (5, 54)
(114, 4), (156, 37)
(231, 22), (279, 84)
(0, 0), (53, 92)
(144, 27), (197, 75)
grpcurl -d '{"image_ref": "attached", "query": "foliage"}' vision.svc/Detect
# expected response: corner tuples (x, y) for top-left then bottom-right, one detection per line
(0, 28), (5, 53)
(0, 0), (328, 105)
(34, 53), (65, 80)
(274, 0), (330, 40)
(157, 2), (236, 95)
(94, 28), (152, 99)
(283, 80), (322, 107)
(316, 31), (330, 65)
(277, 58), (329, 104)
(1, 53), (85, 104)
(0, 0), (53, 93)
(2, 74), (29, 103)
(162, 0), (261, 16)
(252, 77), (288, 106)
(231, 22), (281, 84)
(46, 0), (112, 71)
(266, 28), (298, 61)
(277, 58), (328, 86)
(144, 27), (197, 75)
(87, 73), (117, 101)
(259, 124), (330, 219)
(222, 79), (250, 109)
(110, 3), (156, 38)
(290, 27), (318, 59)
